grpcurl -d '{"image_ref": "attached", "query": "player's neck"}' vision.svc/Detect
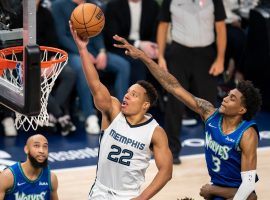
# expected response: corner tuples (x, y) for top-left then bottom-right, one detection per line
(125, 113), (147, 125)
(222, 115), (243, 134)
(21, 161), (43, 180)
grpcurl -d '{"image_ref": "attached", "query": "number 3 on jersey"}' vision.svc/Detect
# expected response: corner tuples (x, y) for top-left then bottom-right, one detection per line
(212, 155), (221, 172)
(107, 145), (134, 166)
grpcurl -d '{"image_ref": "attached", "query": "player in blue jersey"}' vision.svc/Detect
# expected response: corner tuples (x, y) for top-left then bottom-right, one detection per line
(113, 35), (262, 200)
(69, 23), (172, 199)
(0, 134), (59, 200)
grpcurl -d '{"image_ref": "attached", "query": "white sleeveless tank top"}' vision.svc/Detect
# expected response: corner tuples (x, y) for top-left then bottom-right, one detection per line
(96, 112), (159, 192)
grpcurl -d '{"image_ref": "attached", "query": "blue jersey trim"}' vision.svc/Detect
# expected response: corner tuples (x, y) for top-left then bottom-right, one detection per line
(18, 162), (44, 183)
(205, 109), (219, 124)
(5, 167), (16, 194)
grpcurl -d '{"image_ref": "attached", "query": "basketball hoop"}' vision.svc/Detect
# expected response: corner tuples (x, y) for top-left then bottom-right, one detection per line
(0, 46), (68, 131)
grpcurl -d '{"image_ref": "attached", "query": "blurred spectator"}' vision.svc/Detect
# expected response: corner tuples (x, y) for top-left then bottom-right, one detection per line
(0, 0), (22, 30)
(0, 106), (17, 136)
(51, 0), (131, 134)
(37, 0), (76, 136)
(157, 0), (226, 164)
(223, 0), (246, 83)
(242, 3), (270, 111)
(104, 0), (160, 85)
(238, 0), (260, 19)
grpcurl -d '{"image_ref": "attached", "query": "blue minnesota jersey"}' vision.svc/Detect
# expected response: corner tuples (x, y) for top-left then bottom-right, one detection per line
(4, 162), (52, 200)
(204, 110), (259, 187)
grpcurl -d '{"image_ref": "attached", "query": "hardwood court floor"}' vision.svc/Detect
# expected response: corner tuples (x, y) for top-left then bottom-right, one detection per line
(55, 148), (270, 200)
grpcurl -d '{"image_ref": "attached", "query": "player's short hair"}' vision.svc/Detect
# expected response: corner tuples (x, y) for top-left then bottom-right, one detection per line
(236, 80), (262, 121)
(136, 80), (158, 108)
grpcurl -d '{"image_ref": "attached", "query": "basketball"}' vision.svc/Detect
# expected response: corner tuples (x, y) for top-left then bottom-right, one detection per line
(70, 3), (105, 39)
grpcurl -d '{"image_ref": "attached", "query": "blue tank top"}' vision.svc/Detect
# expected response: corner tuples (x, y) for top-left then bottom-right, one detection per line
(4, 162), (52, 200)
(204, 109), (259, 187)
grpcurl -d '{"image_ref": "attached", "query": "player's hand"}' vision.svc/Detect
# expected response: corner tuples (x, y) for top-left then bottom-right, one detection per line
(113, 35), (145, 59)
(69, 21), (89, 51)
(209, 59), (224, 76)
(96, 51), (107, 70)
(158, 56), (168, 72)
(199, 184), (213, 199)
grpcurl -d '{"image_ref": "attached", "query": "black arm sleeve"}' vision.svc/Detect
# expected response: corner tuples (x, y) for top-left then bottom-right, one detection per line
(158, 0), (172, 22)
(213, 0), (226, 21)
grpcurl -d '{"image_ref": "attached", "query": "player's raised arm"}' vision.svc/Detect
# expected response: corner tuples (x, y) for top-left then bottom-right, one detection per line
(113, 35), (215, 120)
(69, 22), (117, 115)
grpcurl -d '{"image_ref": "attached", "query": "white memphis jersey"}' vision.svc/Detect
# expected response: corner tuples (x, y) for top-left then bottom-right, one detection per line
(96, 112), (158, 192)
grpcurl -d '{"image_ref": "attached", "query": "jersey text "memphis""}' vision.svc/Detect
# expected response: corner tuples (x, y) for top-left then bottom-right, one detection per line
(109, 129), (146, 150)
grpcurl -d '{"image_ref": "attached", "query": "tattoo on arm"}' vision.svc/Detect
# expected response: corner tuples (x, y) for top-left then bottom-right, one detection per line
(146, 59), (180, 93)
(194, 97), (214, 116)
(142, 57), (215, 117)
(160, 72), (180, 93)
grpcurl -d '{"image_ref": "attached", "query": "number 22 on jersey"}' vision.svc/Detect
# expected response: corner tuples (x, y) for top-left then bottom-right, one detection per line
(107, 145), (134, 166)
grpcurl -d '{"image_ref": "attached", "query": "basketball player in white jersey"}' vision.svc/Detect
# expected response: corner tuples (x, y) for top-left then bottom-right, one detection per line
(69, 23), (172, 199)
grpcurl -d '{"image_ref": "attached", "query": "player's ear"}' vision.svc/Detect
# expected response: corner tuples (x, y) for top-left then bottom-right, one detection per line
(239, 106), (247, 115)
(143, 101), (150, 111)
(24, 145), (29, 154)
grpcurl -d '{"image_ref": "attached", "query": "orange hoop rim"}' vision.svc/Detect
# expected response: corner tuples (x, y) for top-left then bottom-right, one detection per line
(0, 46), (68, 69)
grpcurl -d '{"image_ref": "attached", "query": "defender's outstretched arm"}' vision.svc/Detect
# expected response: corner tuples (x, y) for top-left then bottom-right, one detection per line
(113, 35), (215, 120)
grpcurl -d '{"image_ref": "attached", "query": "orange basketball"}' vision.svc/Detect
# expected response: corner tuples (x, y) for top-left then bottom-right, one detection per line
(70, 3), (105, 38)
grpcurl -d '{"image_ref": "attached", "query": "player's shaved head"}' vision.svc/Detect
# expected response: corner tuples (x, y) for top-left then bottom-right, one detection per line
(26, 134), (48, 147)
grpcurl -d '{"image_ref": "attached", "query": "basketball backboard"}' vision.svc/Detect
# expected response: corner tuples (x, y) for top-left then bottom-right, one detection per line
(0, 0), (41, 116)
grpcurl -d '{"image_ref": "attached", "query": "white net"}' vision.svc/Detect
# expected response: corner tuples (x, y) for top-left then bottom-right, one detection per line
(0, 46), (68, 131)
